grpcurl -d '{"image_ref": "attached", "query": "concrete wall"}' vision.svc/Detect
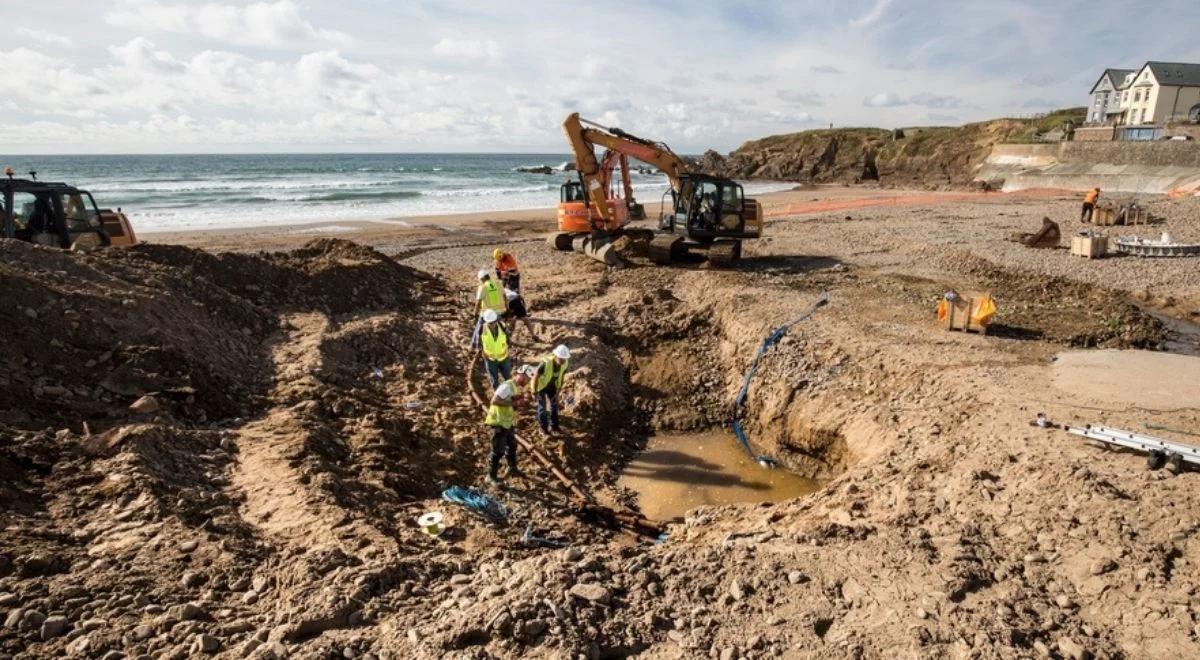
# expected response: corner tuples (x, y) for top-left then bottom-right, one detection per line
(979, 140), (1200, 194)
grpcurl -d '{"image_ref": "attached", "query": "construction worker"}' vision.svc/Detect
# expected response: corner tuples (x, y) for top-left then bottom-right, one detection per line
(475, 269), (508, 318)
(529, 345), (571, 437)
(479, 309), (512, 389)
(485, 371), (530, 484)
(493, 248), (520, 293)
(1081, 187), (1100, 223)
(503, 285), (538, 342)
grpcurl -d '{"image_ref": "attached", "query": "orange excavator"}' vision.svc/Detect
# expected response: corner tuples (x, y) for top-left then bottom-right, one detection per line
(2, 168), (138, 250)
(551, 112), (762, 266)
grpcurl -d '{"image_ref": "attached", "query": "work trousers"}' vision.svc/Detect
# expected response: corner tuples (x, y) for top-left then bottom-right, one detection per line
(489, 427), (518, 478)
(484, 357), (512, 390)
(1081, 202), (1094, 223)
(536, 382), (560, 432)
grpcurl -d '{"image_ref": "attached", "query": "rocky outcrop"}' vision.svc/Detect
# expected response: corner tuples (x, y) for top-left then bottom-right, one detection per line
(696, 108), (1086, 187)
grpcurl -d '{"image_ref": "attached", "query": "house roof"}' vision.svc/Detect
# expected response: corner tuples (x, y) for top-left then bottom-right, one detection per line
(1142, 62), (1200, 87)
(1089, 68), (1136, 94)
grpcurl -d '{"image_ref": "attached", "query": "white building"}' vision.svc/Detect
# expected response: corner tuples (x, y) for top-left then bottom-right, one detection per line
(1087, 62), (1200, 126)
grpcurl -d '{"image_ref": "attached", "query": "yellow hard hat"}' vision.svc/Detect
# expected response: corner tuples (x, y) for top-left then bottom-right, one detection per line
(493, 248), (503, 260)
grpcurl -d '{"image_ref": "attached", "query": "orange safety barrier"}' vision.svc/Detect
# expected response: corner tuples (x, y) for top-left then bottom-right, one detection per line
(763, 188), (1074, 219)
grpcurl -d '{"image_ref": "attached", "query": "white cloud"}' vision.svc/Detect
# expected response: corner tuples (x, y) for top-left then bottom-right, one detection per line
(432, 38), (502, 63)
(850, 0), (895, 28)
(108, 38), (186, 73)
(777, 90), (825, 106)
(16, 27), (72, 48)
(864, 92), (906, 107)
(104, 0), (350, 48)
(864, 92), (967, 108)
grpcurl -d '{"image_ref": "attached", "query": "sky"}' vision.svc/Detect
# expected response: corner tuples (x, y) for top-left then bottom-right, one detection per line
(3, 0), (1200, 154)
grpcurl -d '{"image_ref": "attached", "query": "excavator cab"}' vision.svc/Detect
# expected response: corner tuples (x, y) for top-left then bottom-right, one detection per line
(1, 173), (138, 250)
(660, 174), (761, 239)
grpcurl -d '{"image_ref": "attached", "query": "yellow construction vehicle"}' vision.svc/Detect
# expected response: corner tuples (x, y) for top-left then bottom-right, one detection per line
(551, 112), (762, 266)
(2, 168), (138, 249)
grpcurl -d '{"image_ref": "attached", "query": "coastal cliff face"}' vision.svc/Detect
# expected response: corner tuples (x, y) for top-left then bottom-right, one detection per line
(697, 109), (1085, 187)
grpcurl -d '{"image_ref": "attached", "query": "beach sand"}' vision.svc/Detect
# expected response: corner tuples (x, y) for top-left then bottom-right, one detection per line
(141, 185), (941, 252)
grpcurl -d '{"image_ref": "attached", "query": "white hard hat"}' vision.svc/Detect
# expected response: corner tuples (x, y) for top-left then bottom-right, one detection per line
(477, 269), (490, 280)
(553, 345), (571, 360)
(483, 309), (499, 323)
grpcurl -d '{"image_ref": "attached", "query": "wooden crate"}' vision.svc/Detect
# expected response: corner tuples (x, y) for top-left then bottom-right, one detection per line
(1071, 235), (1108, 258)
(940, 295), (989, 335)
(1092, 206), (1116, 226)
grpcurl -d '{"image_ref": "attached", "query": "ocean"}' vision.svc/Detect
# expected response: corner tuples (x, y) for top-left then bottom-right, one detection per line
(0, 154), (794, 233)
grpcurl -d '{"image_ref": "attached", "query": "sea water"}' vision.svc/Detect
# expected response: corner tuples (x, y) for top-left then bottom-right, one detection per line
(0, 153), (794, 233)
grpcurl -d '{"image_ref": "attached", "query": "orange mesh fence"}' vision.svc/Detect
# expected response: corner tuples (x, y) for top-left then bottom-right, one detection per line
(763, 188), (1074, 218)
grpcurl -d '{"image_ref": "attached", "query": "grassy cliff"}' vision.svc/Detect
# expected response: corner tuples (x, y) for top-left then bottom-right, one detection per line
(698, 108), (1086, 186)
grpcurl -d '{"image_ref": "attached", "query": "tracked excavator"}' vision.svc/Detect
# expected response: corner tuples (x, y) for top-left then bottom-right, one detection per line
(551, 113), (762, 267)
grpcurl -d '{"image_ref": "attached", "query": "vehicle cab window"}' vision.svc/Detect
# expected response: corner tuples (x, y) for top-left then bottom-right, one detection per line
(61, 192), (99, 233)
(719, 184), (744, 231)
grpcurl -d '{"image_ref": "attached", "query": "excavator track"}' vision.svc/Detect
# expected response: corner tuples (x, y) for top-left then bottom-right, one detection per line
(648, 234), (685, 264)
(706, 239), (742, 268)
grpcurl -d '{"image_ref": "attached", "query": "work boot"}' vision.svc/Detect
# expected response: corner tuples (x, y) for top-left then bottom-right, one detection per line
(538, 427), (552, 439)
(487, 474), (502, 486)
(508, 467), (526, 480)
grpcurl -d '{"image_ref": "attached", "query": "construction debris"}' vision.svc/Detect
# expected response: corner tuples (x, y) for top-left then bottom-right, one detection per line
(1010, 216), (1061, 248)
(1067, 424), (1200, 471)
(1116, 232), (1200, 257)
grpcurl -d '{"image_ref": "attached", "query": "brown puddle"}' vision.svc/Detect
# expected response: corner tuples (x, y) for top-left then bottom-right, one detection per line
(618, 430), (823, 521)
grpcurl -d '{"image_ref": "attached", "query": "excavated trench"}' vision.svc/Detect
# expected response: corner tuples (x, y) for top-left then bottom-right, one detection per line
(586, 282), (867, 524)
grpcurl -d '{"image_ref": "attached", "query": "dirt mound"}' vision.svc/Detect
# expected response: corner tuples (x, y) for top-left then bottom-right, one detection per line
(0, 238), (432, 429)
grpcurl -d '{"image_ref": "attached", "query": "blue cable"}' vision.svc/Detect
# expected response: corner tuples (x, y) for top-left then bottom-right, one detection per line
(442, 486), (507, 524)
(730, 292), (829, 469)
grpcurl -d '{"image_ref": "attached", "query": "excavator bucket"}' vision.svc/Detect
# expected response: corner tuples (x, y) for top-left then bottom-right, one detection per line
(1009, 217), (1061, 249)
(571, 233), (623, 267)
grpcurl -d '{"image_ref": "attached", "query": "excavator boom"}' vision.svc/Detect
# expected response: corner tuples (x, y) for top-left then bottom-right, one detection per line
(553, 112), (762, 268)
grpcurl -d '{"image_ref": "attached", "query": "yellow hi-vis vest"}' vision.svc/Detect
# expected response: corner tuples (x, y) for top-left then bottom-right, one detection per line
(480, 324), (508, 362)
(535, 356), (568, 392)
(484, 380), (515, 428)
(479, 279), (505, 314)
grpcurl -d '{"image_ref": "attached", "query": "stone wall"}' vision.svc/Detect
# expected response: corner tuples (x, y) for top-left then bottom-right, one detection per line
(1057, 140), (1200, 167)
(1074, 126), (1115, 142)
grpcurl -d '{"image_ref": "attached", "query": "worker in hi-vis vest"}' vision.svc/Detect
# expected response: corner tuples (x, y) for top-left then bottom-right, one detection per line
(529, 344), (571, 437)
(484, 371), (529, 484)
(475, 269), (508, 317)
(1081, 187), (1100, 223)
(479, 309), (512, 390)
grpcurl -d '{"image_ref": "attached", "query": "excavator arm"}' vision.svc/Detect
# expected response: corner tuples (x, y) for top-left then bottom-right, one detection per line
(563, 112), (690, 229)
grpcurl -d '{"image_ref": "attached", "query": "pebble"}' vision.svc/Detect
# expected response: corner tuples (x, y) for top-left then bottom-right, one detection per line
(564, 547), (583, 562)
(915, 607), (928, 619)
(180, 571), (205, 589)
(1057, 637), (1088, 660)
(0, 593), (17, 608)
(787, 571), (806, 585)
(169, 602), (205, 621)
(1089, 560), (1116, 576)
(241, 591), (259, 605)
(179, 541), (198, 553)
(129, 395), (160, 414)
(729, 579), (747, 601)
(132, 623), (154, 641)
(720, 648), (738, 660)
(40, 615), (69, 640)
(1054, 594), (1076, 609)
(567, 583), (611, 604)
(192, 633), (220, 653)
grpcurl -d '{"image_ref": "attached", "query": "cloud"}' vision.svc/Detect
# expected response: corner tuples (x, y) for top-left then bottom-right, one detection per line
(907, 93), (966, 109)
(16, 27), (72, 48)
(811, 65), (842, 74)
(432, 38), (502, 63)
(850, 0), (895, 28)
(108, 38), (186, 74)
(864, 92), (967, 108)
(105, 0), (350, 48)
(864, 92), (906, 107)
(777, 90), (825, 106)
